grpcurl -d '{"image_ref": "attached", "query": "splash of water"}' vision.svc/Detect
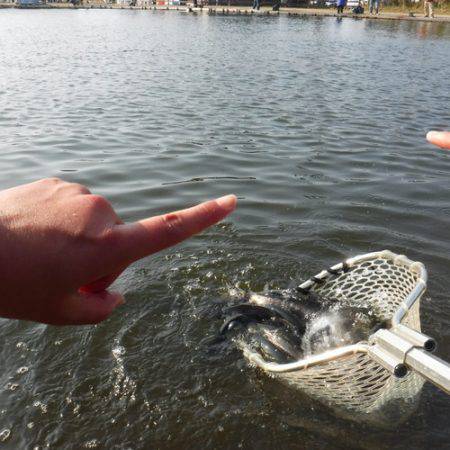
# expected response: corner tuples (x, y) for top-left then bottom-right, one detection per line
(222, 290), (383, 363)
(301, 311), (355, 356)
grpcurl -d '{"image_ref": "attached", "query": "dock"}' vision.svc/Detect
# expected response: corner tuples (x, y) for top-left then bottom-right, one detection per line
(1, 2), (449, 23)
(191, 5), (450, 23)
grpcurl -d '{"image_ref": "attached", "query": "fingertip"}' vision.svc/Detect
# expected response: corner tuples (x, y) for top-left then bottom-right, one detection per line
(59, 290), (125, 325)
(108, 291), (126, 307)
(426, 130), (450, 149)
(215, 194), (237, 213)
(426, 130), (440, 143)
(83, 291), (125, 324)
(95, 290), (125, 315)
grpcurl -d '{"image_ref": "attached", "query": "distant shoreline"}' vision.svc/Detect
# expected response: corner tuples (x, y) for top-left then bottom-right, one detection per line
(1, 3), (450, 23)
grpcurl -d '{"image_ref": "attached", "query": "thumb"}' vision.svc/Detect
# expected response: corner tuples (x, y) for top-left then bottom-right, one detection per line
(57, 290), (124, 325)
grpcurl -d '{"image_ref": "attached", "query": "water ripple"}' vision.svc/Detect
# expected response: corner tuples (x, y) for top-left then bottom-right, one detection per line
(0, 9), (449, 450)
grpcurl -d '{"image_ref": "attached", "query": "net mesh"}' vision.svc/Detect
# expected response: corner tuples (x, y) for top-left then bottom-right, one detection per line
(264, 255), (425, 412)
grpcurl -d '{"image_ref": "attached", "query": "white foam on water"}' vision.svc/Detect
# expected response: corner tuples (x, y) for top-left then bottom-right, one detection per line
(33, 401), (48, 414)
(301, 311), (354, 357)
(111, 344), (136, 402)
(84, 439), (100, 448)
(0, 429), (10, 442)
(16, 366), (29, 375)
(6, 382), (19, 391)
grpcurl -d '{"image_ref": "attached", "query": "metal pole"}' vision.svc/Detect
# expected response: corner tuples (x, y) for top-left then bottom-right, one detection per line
(373, 328), (450, 394)
(405, 348), (450, 394)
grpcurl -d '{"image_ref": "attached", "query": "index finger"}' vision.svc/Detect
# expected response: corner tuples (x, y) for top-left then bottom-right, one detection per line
(427, 131), (450, 150)
(110, 194), (237, 264)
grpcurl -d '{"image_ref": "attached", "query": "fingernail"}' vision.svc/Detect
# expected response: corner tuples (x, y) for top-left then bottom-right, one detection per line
(426, 130), (441, 141)
(216, 194), (237, 211)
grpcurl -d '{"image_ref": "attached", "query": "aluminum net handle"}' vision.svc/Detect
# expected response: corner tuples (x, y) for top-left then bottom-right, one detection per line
(371, 327), (450, 394)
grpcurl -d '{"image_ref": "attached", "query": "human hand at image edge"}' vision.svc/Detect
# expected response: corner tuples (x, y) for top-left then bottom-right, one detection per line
(427, 131), (450, 150)
(0, 178), (236, 326)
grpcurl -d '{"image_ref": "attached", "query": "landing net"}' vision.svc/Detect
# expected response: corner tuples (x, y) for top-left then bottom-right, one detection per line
(243, 250), (427, 412)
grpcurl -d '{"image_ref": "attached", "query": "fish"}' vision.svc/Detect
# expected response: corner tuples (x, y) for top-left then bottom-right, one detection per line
(221, 302), (306, 336)
(220, 289), (387, 363)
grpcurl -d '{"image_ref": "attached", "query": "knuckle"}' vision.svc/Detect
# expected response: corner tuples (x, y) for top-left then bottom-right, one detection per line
(161, 213), (185, 237)
(42, 177), (63, 185)
(100, 227), (121, 247)
(71, 195), (116, 243)
(84, 194), (112, 213)
(70, 182), (91, 195)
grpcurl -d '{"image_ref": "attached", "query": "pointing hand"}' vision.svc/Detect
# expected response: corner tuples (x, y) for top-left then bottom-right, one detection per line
(0, 178), (236, 325)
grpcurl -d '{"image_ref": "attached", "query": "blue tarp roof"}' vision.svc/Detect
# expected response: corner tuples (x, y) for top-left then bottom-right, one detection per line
(17, 0), (42, 4)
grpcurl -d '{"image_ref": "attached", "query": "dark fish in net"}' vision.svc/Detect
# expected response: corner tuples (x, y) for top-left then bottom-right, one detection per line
(220, 289), (387, 364)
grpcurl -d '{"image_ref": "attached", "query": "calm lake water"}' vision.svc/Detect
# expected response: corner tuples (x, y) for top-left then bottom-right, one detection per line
(1, 9), (450, 450)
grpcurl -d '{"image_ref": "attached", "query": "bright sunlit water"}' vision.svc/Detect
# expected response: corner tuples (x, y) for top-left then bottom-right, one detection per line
(0, 9), (450, 449)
